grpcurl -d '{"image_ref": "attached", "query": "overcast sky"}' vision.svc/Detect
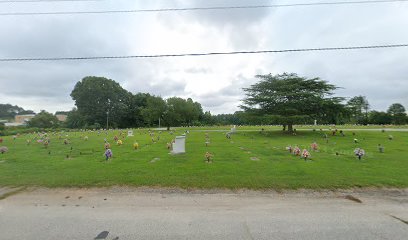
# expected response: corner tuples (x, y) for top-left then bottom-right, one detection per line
(0, 0), (407, 114)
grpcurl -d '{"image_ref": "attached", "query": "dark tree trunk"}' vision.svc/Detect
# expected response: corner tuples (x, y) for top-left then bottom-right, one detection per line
(288, 124), (293, 133)
(282, 125), (286, 131)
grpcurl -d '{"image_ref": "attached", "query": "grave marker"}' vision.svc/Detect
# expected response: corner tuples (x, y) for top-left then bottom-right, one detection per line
(171, 136), (186, 154)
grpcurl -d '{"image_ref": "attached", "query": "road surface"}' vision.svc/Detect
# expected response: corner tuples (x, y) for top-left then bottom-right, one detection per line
(0, 187), (407, 240)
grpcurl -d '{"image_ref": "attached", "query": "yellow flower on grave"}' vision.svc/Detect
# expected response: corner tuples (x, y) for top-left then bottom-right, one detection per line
(205, 152), (213, 162)
(117, 140), (123, 145)
(133, 142), (139, 150)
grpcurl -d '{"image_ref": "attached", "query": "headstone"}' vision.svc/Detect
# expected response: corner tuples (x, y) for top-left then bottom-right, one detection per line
(171, 136), (186, 154)
(314, 120), (317, 126)
(231, 125), (237, 133)
(127, 130), (134, 137)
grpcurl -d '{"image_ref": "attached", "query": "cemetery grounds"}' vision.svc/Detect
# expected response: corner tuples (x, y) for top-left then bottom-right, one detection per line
(0, 126), (407, 189)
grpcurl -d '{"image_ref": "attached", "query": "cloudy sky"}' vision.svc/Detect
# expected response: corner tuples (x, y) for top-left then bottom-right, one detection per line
(0, 0), (407, 114)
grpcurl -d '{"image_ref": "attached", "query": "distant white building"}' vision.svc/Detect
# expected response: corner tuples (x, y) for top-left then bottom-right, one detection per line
(55, 114), (67, 122)
(3, 114), (36, 127)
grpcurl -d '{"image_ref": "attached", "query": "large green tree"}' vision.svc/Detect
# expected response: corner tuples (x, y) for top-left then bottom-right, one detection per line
(368, 111), (392, 124)
(387, 103), (407, 125)
(28, 110), (59, 128)
(347, 96), (370, 124)
(141, 95), (167, 127)
(65, 108), (86, 129)
(241, 73), (341, 132)
(70, 76), (131, 128)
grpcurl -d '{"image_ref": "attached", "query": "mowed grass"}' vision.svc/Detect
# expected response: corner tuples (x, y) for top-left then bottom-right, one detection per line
(0, 127), (407, 189)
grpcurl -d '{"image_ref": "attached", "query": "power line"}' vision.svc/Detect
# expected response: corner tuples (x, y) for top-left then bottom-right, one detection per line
(0, 0), (102, 3)
(1, 44), (407, 62)
(0, 0), (407, 15)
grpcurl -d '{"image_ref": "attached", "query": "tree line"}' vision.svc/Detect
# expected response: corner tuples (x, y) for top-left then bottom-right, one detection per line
(1, 74), (407, 130)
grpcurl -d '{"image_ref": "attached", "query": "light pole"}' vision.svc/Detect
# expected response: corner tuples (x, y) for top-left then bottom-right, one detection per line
(106, 111), (109, 130)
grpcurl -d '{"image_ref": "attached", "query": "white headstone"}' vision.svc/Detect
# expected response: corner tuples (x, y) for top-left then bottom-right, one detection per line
(172, 136), (186, 154)
(231, 125), (237, 133)
(127, 130), (134, 137)
(314, 120), (317, 126)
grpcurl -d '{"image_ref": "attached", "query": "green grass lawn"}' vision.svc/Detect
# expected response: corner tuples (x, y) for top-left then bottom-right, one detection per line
(0, 127), (407, 189)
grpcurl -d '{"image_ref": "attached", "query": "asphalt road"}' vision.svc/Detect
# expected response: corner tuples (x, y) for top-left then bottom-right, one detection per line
(0, 188), (407, 240)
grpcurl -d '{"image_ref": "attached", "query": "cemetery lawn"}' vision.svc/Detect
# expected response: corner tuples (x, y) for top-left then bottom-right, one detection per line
(0, 128), (407, 189)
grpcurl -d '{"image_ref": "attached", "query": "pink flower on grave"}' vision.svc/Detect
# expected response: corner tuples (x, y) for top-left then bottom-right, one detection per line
(286, 145), (293, 153)
(311, 142), (318, 151)
(293, 147), (301, 156)
(302, 149), (310, 160)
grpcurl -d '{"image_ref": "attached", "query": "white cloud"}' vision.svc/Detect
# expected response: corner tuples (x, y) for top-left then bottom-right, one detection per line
(0, 0), (407, 114)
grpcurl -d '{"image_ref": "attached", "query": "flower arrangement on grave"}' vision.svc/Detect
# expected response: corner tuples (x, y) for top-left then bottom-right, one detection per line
(388, 135), (393, 140)
(167, 142), (172, 150)
(117, 140), (123, 145)
(293, 146), (301, 156)
(26, 139), (31, 145)
(104, 149), (113, 161)
(311, 142), (318, 151)
(43, 140), (49, 148)
(114, 136), (119, 142)
(133, 142), (139, 150)
(104, 142), (111, 149)
(0, 146), (8, 154)
(302, 149), (310, 161)
(354, 138), (358, 143)
(0, 138), (3, 143)
(13, 135), (17, 140)
(205, 152), (213, 163)
(84, 136), (88, 141)
(64, 139), (69, 145)
(286, 145), (293, 153)
(354, 148), (365, 160)
(37, 139), (43, 143)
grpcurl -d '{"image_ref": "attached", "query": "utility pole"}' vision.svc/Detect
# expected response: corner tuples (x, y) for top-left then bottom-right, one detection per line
(106, 111), (109, 129)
